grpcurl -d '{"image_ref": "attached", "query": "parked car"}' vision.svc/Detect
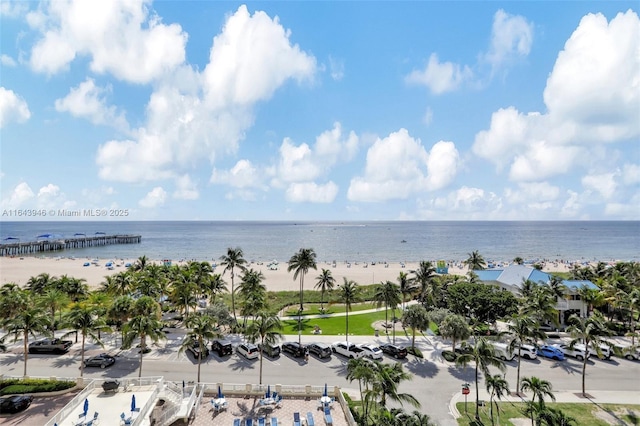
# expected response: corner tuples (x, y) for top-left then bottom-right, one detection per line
(307, 342), (332, 359)
(187, 341), (210, 359)
(490, 342), (515, 361)
(84, 353), (116, 368)
(236, 343), (259, 360)
(282, 342), (307, 358)
(622, 346), (640, 361)
(537, 344), (565, 361)
(28, 338), (73, 354)
(379, 344), (408, 359)
(589, 342), (612, 360)
(556, 343), (591, 360)
(331, 341), (365, 359)
(211, 339), (233, 357)
(358, 344), (383, 360)
(518, 344), (538, 360)
(0, 395), (33, 414)
(259, 342), (281, 358)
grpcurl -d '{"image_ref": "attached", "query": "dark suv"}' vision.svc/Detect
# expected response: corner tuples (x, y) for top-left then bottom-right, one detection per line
(211, 339), (233, 357)
(307, 342), (332, 359)
(282, 341), (307, 357)
(187, 341), (210, 359)
(259, 343), (281, 358)
(379, 343), (408, 359)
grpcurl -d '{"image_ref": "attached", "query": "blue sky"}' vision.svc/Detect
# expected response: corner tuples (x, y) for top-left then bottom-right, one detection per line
(1, 1), (638, 221)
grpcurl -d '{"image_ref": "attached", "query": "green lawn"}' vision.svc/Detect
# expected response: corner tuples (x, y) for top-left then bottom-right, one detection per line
(456, 402), (640, 426)
(283, 302), (391, 316)
(280, 311), (391, 336)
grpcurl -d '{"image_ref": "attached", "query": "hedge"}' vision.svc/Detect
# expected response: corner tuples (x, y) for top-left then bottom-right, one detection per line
(0, 378), (76, 395)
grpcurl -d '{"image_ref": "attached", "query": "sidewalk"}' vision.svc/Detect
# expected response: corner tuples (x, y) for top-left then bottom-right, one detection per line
(449, 388), (640, 419)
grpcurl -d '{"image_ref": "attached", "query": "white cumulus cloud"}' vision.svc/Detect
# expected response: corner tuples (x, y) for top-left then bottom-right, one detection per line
(286, 181), (338, 203)
(0, 87), (31, 128)
(28, 0), (187, 83)
(347, 129), (459, 202)
(0, 55), (17, 67)
(405, 53), (473, 95)
(173, 175), (199, 200)
(582, 172), (618, 199)
(484, 9), (534, 70)
(139, 186), (167, 208)
(55, 78), (128, 131)
(2, 182), (35, 209)
(96, 5), (316, 183)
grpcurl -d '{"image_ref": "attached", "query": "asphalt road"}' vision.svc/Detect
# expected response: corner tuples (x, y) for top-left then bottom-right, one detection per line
(2, 333), (639, 426)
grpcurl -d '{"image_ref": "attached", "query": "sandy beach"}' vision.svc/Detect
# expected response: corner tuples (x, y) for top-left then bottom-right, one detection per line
(0, 256), (585, 292)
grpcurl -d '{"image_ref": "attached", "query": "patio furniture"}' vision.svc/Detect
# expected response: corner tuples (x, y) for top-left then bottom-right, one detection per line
(323, 406), (333, 426)
(270, 418), (278, 426)
(246, 419), (254, 426)
(258, 418), (266, 426)
(233, 420), (241, 426)
(293, 412), (301, 426)
(102, 380), (120, 392)
(306, 412), (315, 426)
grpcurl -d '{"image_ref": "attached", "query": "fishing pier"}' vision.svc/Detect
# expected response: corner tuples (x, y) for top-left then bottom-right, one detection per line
(0, 234), (141, 256)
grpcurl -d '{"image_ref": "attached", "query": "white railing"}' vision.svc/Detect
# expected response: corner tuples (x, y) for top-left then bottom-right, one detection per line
(155, 383), (198, 426)
(45, 380), (97, 426)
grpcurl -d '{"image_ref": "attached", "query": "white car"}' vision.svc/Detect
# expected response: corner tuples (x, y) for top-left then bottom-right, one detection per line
(236, 343), (259, 360)
(589, 342), (612, 360)
(622, 346), (640, 361)
(358, 344), (383, 360)
(518, 344), (538, 360)
(331, 341), (365, 359)
(556, 343), (591, 360)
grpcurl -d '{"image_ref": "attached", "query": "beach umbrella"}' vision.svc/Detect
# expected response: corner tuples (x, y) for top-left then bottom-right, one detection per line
(131, 394), (136, 412)
(266, 384), (271, 398)
(83, 398), (89, 417)
(217, 385), (223, 399)
(323, 383), (327, 397)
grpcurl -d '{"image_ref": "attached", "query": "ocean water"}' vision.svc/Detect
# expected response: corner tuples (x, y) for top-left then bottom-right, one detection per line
(0, 221), (638, 263)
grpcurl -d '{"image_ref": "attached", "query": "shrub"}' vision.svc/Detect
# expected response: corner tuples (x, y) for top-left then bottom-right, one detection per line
(0, 378), (75, 395)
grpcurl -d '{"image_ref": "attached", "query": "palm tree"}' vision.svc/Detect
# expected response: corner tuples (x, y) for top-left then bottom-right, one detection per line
(0, 284), (29, 322)
(464, 250), (487, 271)
(26, 272), (56, 295)
(412, 261), (437, 307)
(108, 295), (134, 347)
(220, 247), (248, 324)
(346, 357), (375, 420)
(486, 374), (510, 425)
(401, 304), (430, 351)
(439, 313), (471, 352)
(245, 312), (282, 384)
(314, 268), (336, 313)
(520, 376), (555, 426)
(123, 296), (165, 377)
(57, 275), (89, 302)
(133, 255), (149, 271)
(2, 306), (50, 376)
(369, 361), (420, 409)
(455, 337), (506, 420)
(204, 273), (227, 303)
(180, 313), (220, 382)
(61, 304), (110, 377)
(566, 311), (612, 396)
(538, 407), (577, 426)
(238, 268), (267, 326)
(338, 278), (359, 345)
(374, 281), (401, 329)
(102, 271), (133, 296)
(38, 288), (70, 332)
(397, 272), (416, 312)
(288, 248), (318, 312)
(506, 314), (546, 395)
(513, 257), (524, 265)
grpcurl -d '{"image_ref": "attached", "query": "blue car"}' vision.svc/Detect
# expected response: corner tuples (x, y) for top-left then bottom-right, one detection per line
(537, 344), (565, 360)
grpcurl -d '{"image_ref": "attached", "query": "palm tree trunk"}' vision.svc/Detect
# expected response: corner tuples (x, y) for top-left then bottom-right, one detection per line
(581, 355), (587, 396)
(197, 350), (202, 382)
(475, 364), (480, 420)
(80, 333), (86, 377)
(139, 334), (145, 378)
(259, 350), (264, 385)
(23, 331), (28, 377)
(345, 311), (349, 346)
(320, 290), (325, 313)
(391, 308), (396, 344)
(451, 337), (456, 352)
(299, 276), (304, 311)
(490, 394), (494, 425)
(385, 303), (388, 328)
(412, 328), (416, 350)
(231, 272), (237, 324)
(517, 348), (522, 396)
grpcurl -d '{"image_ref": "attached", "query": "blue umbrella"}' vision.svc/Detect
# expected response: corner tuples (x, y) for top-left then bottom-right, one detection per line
(131, 394), (136, 412)
(323, 383), (328, 397)
(266, 384), (271, 399)
(217, 385), (223, 399)
(83, 398), (89, 417)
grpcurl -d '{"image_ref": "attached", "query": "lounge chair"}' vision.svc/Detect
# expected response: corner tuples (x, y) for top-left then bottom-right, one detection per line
(258, 418), (266, 426)
(270, 418), (278, 426)
(246, 419), (254, 426)
(233, 420), (241, 426)
(293, 412), (301, 426)
(306, 412), (315, 426)
(323, 406), (333, 426)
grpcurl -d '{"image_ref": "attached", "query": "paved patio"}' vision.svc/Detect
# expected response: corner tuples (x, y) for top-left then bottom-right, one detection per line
(190, 395), (348, 426)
